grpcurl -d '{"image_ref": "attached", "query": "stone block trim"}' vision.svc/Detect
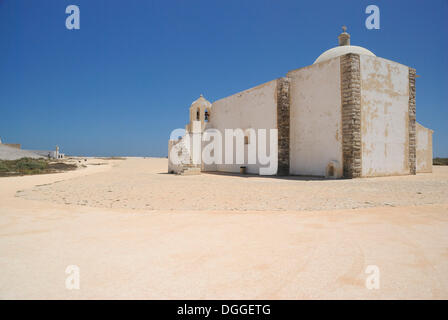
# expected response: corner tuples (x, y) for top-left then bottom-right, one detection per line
(408, 68), (416, 175)
(340, 54), (362, 178)
(276, 77), (290, 176)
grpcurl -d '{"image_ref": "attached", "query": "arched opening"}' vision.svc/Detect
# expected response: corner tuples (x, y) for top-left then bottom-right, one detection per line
(204, 109), (209, 122)
(196, 109), (200, 121)
(328, 165), (334, 177)
(325, 160), (340, 179)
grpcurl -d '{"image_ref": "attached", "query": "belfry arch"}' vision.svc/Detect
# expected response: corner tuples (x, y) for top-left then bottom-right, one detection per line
(187, 94), (212, 132)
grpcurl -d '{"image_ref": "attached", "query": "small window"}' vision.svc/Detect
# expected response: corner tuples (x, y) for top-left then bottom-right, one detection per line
(196, 109), (200, 121)
(204, 109), (209, 122)
(244, 135), (249, 145)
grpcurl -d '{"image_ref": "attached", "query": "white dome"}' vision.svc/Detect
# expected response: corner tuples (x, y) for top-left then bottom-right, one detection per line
(314, 45), (375, 64)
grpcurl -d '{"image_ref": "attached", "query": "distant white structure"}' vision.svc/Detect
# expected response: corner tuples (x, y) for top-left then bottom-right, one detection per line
(29, 146), (65, 159)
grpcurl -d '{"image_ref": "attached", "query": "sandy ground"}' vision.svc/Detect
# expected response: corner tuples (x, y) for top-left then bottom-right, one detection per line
(0, 157), (447, 299)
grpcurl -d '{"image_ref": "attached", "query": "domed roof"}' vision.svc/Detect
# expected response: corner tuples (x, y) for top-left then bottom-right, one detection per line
(314, 45), (375, 64)
(313, 26), (375, 64)
(190, 94), (211, 109)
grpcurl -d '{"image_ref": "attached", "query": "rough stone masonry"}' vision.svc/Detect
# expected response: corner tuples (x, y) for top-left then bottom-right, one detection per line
(408, 67), (417, 175)
(340, 53), (362, 178)
(276, 77), (291, 176)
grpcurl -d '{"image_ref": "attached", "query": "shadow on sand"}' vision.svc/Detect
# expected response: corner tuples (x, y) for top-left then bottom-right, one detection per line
(157, 171), (346, 181)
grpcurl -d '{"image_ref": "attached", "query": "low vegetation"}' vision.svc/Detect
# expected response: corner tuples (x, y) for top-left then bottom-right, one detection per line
(433, 158), (448, 166)
(0, 158), (77, 177)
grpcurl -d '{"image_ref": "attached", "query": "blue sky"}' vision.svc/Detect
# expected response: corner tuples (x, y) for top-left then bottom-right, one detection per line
(0, 0), (447, 157)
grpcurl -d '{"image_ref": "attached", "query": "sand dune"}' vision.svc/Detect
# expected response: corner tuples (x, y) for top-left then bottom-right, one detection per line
(0, 158), (447, 299)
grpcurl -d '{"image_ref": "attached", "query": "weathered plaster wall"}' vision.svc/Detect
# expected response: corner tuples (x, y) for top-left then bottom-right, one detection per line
(168, 140), (180, 173)
(416, 122), (433, 173)
(360, 56), (410, 176)
(168, 137), (190, 174)
(288, 57), (343, 177)
(208, 80), (278, 174)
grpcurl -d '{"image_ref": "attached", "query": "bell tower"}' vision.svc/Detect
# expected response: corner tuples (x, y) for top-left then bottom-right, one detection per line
(187, 94), (212, 133)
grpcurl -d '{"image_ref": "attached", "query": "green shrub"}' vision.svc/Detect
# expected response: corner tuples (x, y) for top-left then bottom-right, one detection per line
(0, 158), (49, 176)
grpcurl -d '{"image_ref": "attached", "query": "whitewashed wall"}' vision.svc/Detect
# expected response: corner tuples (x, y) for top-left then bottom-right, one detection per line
(208, 80), (278, 174)
(168, 134), (192, 174)
(288, 57), (343, 177)
(416, 122), (433, 173)
(360, 56), (410, 176)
